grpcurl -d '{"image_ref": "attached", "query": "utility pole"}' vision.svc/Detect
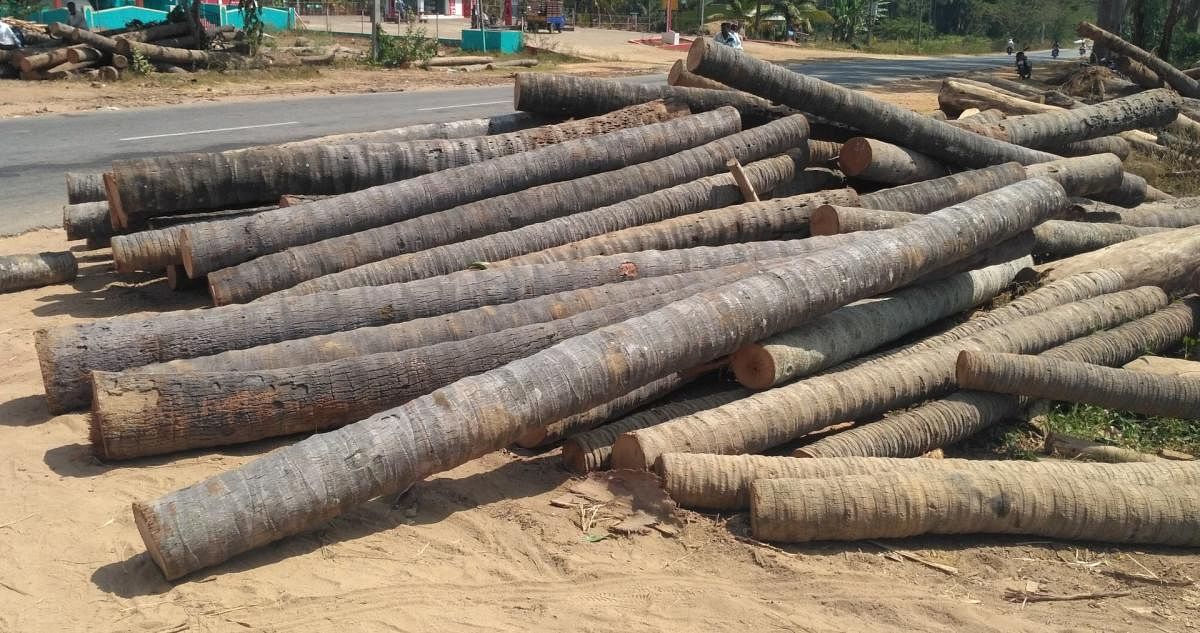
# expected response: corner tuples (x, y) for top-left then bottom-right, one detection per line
(371, 0), (380, 61)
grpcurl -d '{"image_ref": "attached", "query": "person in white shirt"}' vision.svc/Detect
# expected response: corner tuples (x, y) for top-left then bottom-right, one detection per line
(728, 22), (744, 49)
(714, 22), (743, 50)
(0, 20), (22, 50)
(67, 2), (88, 30)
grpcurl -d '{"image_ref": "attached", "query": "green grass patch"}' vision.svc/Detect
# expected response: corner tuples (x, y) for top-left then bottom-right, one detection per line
(1043, 404), (1200, 455)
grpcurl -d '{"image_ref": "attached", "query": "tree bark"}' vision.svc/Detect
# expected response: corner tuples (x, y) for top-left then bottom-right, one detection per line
(178, 108), (743, 278)
(1161, 0), (1186, 65)
(0, 252), (78, 293)
(994, 89), (1181, 150)
(202, 116), (809, 304)
(416, 55), (494, 67)
(1045, 433), (1164, 462)
(1131, 0), (1148, 49)
(113, 20), (191, 42)
(37, 240), (819, 411)
(750, 471), (1200, 545)
(111, 207), (274, 272)
(837, 138), (950, 185)
(109, 100), (687, 228)
(857, 163), (1027, 212)
(1079, 21), (1200, 97)
(63, 201), (114, 241)
(111, 38), (233, 66)
(66, 45), (103, 64)
(513, 72), (796, 126)
(47, 23), (120, 53)
(610, 288), (1165, 470)
(1124, 354), (1200, 379)
(939, 79), (1059, 117)
(657, 453), (1200, 512)
(65, 172), (105, 204)
(1117, 56), (1164, 88)
(1060, 135), (1131, 160)
(1032, 224), (1200, 291)
(958, 350), (1200, 418)
(274, 112), (546, 148)
(1023, 154), (1126, 197)
(131, 177), (1065, 580)
(16, 44), (85, 72)
(1100, 198), (1200, 227)
(667, 58), (728, 90)
(730, 257), (1030, 389)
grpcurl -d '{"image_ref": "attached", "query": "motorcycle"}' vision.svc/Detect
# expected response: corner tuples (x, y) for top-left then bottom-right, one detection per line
(1052, 45), (1060, 58)
(1006, 45), (1014, 55)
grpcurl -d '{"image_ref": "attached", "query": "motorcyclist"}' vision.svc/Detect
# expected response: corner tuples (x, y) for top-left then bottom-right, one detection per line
(1006, 37), (1015, 54)
(1015, 50), (1032, 79)
(1052, 39), (1060, 58)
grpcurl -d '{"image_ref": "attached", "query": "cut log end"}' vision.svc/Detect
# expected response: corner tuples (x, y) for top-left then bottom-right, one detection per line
(102, 172), (126, 230)
(132, 500), (180, 580)
(729, 343), (778, 390)
(837, 137), (873, 177)
(609, 433), (654, 471)
(685, 36), (709, 72)
(560, 439), (592, 474)
(809, 204), (841, 236)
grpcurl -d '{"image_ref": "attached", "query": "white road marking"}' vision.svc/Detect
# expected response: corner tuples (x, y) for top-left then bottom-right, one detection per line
(120, 121), (300, 141)
(414, 100), (510, 111)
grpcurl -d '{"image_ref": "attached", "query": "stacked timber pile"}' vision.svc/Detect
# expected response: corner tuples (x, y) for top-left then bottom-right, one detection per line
(24, 34), (1200, 581)
(0, 19), (248, 81)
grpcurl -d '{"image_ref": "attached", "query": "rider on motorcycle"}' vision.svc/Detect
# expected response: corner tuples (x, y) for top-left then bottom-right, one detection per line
(1052, 39), (1060, 57)
(1006, 37), (1015, 54)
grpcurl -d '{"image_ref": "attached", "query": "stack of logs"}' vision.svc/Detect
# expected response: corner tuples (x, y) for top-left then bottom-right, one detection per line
(0, 18), (245, 81)
(25, 23), (1200, 581)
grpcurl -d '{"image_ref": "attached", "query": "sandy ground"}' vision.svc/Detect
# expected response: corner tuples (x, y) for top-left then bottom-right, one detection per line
(1, 227), (1199, 631)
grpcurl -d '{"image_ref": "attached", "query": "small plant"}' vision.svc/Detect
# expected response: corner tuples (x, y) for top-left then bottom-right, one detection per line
(373, 23), (437, 67)
(129, 49), (155, 75)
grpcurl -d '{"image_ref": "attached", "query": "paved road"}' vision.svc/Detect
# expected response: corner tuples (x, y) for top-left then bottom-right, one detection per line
(0, 48), (1057, 235)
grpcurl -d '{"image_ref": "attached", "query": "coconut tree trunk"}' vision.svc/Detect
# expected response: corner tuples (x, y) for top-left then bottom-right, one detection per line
(131, 177), (1065, 580)
(560, 382), (751, 473)
(0, 252), (78, 293)
(1101, 198), (1200, 227)
(108, 101), (686, 228)
(142, 265), (775, 377)
(65, 172), (106, 204)
(92, 280), (718, 460)
(66, 46), (103, 64)
(994, 89), (1181, 149)
(796, 298), (1200, 459)
(1079, 21), (1200, 98)
(114, 20), (191, 42)
(857, 163), (1026, 212)
(513, 72), (794, 126)
(1124, 354), (1200, 378)
(609, 287), (1166, 470)
(837, 138), (950, 185)
(63, 202), (114, 241)
(939, 79), (1061, 117)
(439, 189), (859, 276)
(1117, 56), (1164, 89)
(178, 108), (743, 278)
(47, 23), (120, 53)
(110, 38), (233, 67)
(750, 471), (1200, 545)
(806, 140), (842, 167)
(667, 59), (728, 90)
(956, 350), (1200, 418)
(1060, 135), (1131, 159)
(201, 115), (809, 304)
(1034, 224), (1200, 290)
(36, 240), (818, 412)
(1046, 433), (1167, 462)
(1022, 154), (1126, 197)
(16, 44), (85, 72)
(729, 257), (1030, 389)
(657, 453), (1200, 512)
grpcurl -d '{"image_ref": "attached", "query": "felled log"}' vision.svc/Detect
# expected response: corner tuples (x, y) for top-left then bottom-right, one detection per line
(729, 257), (1029, 389)
(417, 55), (493, 68)
(1078, 21), (1200, 98)
(109, 100), (688, 228)
(111, 206), (275, 272)
(796, 298), (1200, 459)
(1117, 56), (1164, 89)
(275, 112), (546, 147)
(750, 471), (1200, 545)
(45, 60), (97, 79)
(857, 162), (1026, 212)
(132, 172), (1063, 580)
(611, 287), (1164, 470)
(202, 115), (808, 303)
(97, 66), (119, 81)
(561, 382), (750, 473)
(1033, 225), (1200, 291)
(1102, 198), (1200, 227)
(993, 90), (1181, 150)
(837, 137), (949, 185)
(1045, 433), (1163, 462)
(48, 23), (120, 53)
(62, 202), (114, 241)
(667, 58), (727, 90)
(514, 72), (795, 126)
(1124, 354), (1200, 379)
(16, 44), (85, 72)
(1060, 135), (1131, 160)
(957, 350), (1200, 419)
(939, 79), (1059, 117)
(515, 373), (688, 449)
(806, 140), (841, 166)
(37, 240), (818, 411)
(298, 52), (334, 66)
(114, 21), (191, 43)
(112, 38), (233, 67)
(656, 454), (1200, 512)
(1023, 153), (1125, 197)
(962, 74), (1081, 108)
(110, 54), (129, 70)
(178, 107), (742, 278)
(91, 280), (714, 460)
(66, 45), (103, 64)
(0, 252), (78, 293)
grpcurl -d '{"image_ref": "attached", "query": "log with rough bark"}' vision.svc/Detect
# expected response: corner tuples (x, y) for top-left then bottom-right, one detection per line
(65, 172), (106, 204)
(939, 79), (1061, 117)
(687, 40), (1056, 168)
(138, 264), (774, 375)
(796, 298), (1200, 459)
(37, 241), (818, 411)
(561, 381), (750, 473)
(957, 350), (1200, 419)
(962, 75), (1081, 108)
(749, 471), (1200, 545)
(836, 138), (950, 185)
(178, 107), (744, 278)
(516, 372), (690, 449)
(0, 252), (78, 293)
(1022, 154), (1125, 197)
(1078, 21), (1200, 98)
(1060, 135), (1131, 160)
(63, 201), (114, 241)
(45, 59), (97, 79)
(114, 20), (191, 42)
(657, 453), (1200, 512)
(97, 66), (119, 81)
(857, 163), (1027, 212)
(16, 44), (84, 72)
(66, 45), (103, 64)
(92, 280), (720, 460)
(667, 58), (728, 90)
(1045, 433), (1164, 462)
(730, 257), (1030, 389)
(806, 140), (841, 166)
(48, 23), (123, 53)
(203, 116), (809, 303)
(109, 101), (688, 227)
(1117, 56), (1165, 89)
(610, 287), (1166, 470)
(111, 208), (273, 272)
(1124, 354), (1200, 379)
(514, 72), (795, 126)
(1101, 198), (1200, 228)
(110, 54), (129, 69)
(131, 175), (1063, 580)
(275, 112), (546, 148)
(417, 55), (494, 67)
(111, 37), (234, 67)
(1032, 225), (1200, 291)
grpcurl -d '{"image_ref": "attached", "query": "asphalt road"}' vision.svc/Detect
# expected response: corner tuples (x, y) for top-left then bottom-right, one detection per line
(0, 48), (1057, 235)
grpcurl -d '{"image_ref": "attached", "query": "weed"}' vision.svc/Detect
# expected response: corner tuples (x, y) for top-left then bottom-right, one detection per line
(129, 50), (155, 76)
(1044, 403), (1200, 455)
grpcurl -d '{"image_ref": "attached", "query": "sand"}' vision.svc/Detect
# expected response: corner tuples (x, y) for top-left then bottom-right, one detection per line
(0, 227), (1197, 632)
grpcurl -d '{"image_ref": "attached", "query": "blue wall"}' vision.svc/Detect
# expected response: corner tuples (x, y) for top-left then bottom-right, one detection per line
(35, 2), (295, 30)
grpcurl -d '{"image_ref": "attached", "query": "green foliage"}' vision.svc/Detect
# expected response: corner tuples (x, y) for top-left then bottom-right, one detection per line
(373, 23), (437, 67)
(241, 0), (265, 56)
(1045, 404), (1200, 455)
(129, 49), (155, 76)
(0, 0), (44, 19)
(1173, 31), (1200, 68)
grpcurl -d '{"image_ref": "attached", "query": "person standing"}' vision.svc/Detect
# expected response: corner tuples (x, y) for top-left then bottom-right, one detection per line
(66, 2), (89, 30)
